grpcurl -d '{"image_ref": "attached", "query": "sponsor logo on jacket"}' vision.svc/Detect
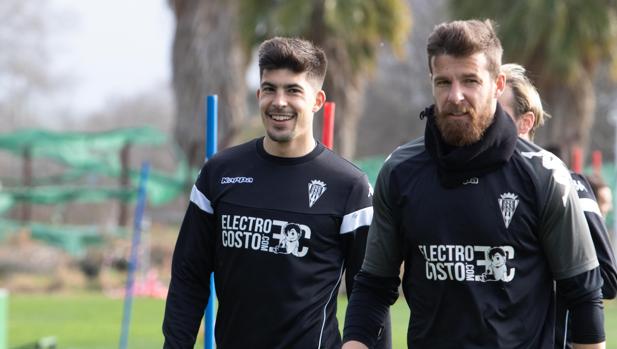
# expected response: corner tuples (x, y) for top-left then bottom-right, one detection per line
(220, 214), (311, 257)
(418, 244), (515, 282)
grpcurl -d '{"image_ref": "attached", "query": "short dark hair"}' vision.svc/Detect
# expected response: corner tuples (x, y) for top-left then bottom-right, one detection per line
(427, 19), (503, 77)
(283, 223), (301, 235)
(488, 247), (506, 259)
(258, 37), (327, 88)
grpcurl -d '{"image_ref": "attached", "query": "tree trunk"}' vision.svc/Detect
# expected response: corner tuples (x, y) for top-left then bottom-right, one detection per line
(21, 145), (32, 223)
(304, 0), (366, 160)
(170, 0), (246, 168)
(323, 70), (366, 160)
(543, 71), (595, 166)
(118, 143), (130, 227)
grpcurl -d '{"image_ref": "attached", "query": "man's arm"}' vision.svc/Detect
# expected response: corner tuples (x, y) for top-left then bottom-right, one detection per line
(343, 271), (399, 348)
(573, 344), (605, 349)
(583, 208), (617, 298)
(343, 228), (392, 349)
(574, 173), (617, 299)
(556, 268), (606, 348)
(342, 340), (369, 349)
(163, 185), (216, 349)
(341, 173), (392, 349)
(343, 159), (403, 348)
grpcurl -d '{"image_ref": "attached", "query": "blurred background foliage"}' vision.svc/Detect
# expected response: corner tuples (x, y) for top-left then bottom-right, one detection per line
(1, 0), (617, 317)
(3, 0), (617, 346)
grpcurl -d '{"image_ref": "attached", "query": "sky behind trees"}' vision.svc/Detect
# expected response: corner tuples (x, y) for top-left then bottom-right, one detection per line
(46, 0), (173, 116)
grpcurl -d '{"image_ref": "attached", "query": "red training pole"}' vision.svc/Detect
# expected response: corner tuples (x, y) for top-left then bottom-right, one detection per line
(571, 146), (583, 174)
(322, 102), (335, 150)
(592, 150), (602, 176)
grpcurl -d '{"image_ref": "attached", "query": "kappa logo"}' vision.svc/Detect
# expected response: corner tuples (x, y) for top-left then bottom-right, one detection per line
(308, 179), (327, 207)
(521, 150), (571, 206)
(573, 179), (587, 193)
(498, 192), (519, 228)
(221, 176), (254, 184)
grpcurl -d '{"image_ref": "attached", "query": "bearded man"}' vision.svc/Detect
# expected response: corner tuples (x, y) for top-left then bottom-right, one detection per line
(342, 19), (606, 349)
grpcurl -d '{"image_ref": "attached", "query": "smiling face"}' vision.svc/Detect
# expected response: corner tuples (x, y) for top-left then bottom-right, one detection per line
(431, 52), (505, 146)
(491, 253), (505, 268)
(257, 68), (325, 157)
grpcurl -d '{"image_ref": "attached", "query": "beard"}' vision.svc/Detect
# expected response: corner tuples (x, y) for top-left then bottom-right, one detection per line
(264, 106), (297, 143)
(435, 96), (495, 146)
(266, 128), (295, 143)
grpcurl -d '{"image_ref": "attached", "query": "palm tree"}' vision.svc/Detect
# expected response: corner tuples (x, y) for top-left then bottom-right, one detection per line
(449, 0), (617, 160)
(240, 0), (411, 159)
(169, 0), (247, 167)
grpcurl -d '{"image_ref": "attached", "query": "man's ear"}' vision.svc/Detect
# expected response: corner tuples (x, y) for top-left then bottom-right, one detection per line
(312, 90), (326, 112)
(495, 72), (506, 97)
(518, 111), (535, 135)
(256, 88), (261, 100)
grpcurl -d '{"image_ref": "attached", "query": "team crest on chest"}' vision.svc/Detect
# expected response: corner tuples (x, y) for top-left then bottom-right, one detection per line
(308, 179), (327, 207)
(498, 192), (519, 228)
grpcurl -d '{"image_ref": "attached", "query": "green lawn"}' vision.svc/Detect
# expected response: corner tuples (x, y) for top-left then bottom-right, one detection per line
(6, 293), (617, 348)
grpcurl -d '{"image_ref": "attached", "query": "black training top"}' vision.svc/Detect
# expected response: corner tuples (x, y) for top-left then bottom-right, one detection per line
(163, 138), (374, 349)
(554, 172), (617, 349)
(361, 105), (599, 348)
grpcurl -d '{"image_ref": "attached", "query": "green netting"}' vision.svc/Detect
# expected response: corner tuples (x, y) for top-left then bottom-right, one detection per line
(30, 223), (103, 257)
(0, 127), (166, 172)
(1, 186), (133, 204)
(0, 127), (190, 211)
(0, 193), (13, 215)
(0, 218), (127, 257)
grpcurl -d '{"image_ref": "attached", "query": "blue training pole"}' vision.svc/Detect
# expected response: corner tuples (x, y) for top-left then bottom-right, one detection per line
(205, 95), (218, 349)
(119, 162), (151, 349)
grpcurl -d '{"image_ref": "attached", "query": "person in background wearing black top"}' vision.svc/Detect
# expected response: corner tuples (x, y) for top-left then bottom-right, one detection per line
(586, 174), (613, 219)
(499, 62), (617, 349)
(343, 19), (606, 349)
(163, 36), (390, 349)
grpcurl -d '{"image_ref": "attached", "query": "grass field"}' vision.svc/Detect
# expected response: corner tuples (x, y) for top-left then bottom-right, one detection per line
(6, 293), (617, 348)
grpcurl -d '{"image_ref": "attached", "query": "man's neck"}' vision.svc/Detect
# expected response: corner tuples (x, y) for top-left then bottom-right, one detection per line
(263, 137), (317, 158)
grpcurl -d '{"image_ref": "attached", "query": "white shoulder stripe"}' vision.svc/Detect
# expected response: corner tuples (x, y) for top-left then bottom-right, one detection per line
(340, 206), (373, 234)
(579, 198), (601, 216)
(190, 185), (213, 214)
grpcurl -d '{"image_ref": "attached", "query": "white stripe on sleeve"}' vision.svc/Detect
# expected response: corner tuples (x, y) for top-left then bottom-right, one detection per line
(339, 206), (373, 234)
(579, 197), (601, 216)
(190, 185), (213, 214)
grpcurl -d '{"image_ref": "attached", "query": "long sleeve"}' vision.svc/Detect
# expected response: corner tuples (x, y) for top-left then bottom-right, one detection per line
(572, 174), (617, 299)
(556, 267), (605, 344)
(343, 161), (402, 348)
(339, 172), (392, 349)
(343, 227), (392, 349)
(343, 271), (399, 347)
(163, 185), (217, 349)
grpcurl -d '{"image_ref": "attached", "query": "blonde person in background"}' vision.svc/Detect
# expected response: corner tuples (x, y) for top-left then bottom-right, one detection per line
(499, 63), (617, 349)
